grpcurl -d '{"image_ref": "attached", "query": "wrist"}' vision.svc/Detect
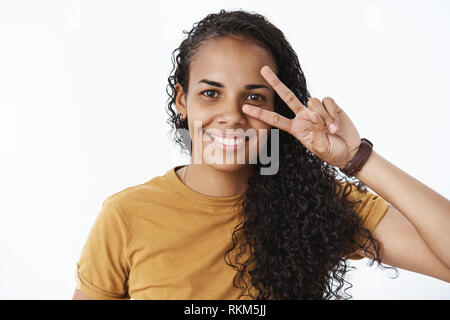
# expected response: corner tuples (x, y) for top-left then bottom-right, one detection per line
(340, 138), (374, 176)
(347, 148), (360, 165)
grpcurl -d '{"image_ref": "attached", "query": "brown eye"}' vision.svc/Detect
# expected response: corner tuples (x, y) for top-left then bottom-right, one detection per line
(248, 93), (264, 101)
(201, 90), (218, 98)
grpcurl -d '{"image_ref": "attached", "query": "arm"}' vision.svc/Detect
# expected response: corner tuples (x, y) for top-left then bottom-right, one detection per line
(236, 67), (450, 272)
(355, 204), (450, 282)
(354, 149), (450, 269)
(72, 289), (93, 300)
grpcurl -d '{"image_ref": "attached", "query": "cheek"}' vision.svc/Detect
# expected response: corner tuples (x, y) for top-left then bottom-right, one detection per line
(186, 109), (213, 133)
(245, 121), (272, 150)
(248, 118), (272, 135)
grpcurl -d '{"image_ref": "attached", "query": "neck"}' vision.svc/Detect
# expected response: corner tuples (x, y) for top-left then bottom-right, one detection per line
(184, 163), (253, 197)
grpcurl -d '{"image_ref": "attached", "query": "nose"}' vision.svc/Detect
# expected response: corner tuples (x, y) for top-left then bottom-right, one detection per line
(216, 100), (248, 127)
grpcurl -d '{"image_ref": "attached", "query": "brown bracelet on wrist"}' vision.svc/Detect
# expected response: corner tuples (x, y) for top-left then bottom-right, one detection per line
(341, 138), (373, 176)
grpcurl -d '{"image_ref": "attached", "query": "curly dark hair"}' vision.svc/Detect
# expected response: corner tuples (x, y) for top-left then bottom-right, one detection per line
(165, 9), (397, 299)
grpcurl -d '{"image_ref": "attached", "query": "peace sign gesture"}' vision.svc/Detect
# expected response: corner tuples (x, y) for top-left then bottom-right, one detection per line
(242, 66), (363, 169)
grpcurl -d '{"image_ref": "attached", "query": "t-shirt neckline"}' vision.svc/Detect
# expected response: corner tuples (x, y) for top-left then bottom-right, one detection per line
(166, 165), (246, 207)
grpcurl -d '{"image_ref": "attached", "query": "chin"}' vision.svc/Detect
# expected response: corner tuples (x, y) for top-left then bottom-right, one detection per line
(206, 162), (252, 173)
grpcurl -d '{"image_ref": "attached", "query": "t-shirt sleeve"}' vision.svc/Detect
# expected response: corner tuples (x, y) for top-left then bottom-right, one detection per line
(75, 197), (131, 299)
(338, 181), (391, 260)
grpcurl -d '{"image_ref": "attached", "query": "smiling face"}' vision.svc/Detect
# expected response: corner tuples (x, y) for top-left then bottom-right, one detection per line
(175, 34), (278, 172)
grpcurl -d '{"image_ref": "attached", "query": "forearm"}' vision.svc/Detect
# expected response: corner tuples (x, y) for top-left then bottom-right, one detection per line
(353, 149), (450, 268)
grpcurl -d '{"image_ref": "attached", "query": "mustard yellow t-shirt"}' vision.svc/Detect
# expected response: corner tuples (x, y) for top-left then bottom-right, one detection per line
(75, 165), (390, 300)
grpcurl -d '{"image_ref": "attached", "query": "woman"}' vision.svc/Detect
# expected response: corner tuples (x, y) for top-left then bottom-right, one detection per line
(73, 9), (450, 300)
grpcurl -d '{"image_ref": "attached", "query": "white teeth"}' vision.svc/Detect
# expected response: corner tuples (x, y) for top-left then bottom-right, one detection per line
(210, 134), (245, 145)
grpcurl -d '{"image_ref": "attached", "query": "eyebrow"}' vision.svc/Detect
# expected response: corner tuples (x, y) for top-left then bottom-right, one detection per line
(198, 79), (272, 92)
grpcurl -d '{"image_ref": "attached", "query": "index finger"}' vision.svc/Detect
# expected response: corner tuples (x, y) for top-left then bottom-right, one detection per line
(242, 104), (292, 133)
(260, 66), (307, 114)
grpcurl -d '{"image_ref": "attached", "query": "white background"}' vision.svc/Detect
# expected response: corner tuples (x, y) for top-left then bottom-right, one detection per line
(0, 0), (449, 299)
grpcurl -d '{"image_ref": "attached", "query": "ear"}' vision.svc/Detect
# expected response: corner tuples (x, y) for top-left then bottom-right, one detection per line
(174, 83), (187, 120)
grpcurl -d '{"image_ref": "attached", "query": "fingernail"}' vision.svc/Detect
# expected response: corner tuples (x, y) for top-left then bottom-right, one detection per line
(329, 122), (338, 132)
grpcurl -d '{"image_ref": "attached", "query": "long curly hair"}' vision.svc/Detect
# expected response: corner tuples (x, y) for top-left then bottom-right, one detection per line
(165, 9), (397, 299)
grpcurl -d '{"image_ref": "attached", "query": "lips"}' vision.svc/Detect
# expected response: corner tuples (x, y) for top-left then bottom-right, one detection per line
(204, 131), (249, 146)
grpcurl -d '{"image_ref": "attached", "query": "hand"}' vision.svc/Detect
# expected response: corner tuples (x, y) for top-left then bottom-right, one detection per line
(242, 65), (362, 169)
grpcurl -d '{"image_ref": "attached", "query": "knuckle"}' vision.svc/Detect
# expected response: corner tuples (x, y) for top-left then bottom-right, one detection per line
(273, 113), (280, 123)
(322, 96), (334, 104)
(272, 77), (281, 87)
(321, 97), (337, 121)
(286, 91), (297, 105)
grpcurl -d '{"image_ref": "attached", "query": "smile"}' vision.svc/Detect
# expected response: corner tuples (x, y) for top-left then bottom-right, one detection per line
(205, 132), (249, 151)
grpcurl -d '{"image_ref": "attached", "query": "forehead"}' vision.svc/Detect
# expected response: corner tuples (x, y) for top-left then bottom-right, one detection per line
(188, 35), (277, 85)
